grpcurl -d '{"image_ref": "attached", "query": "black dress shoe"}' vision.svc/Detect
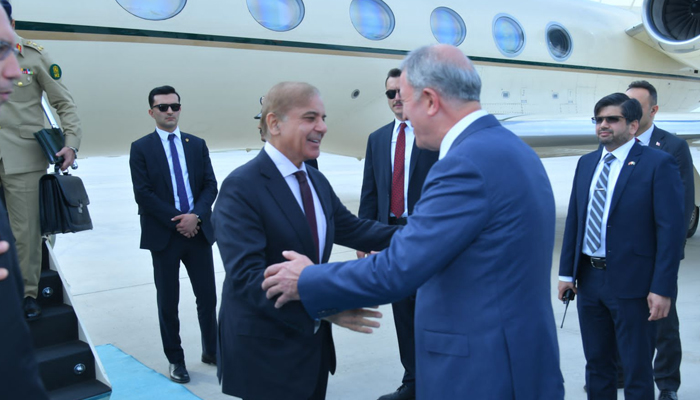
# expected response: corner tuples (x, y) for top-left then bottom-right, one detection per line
(169, 362), (190, 384)
(23, 297), (41, 319)
(201, 353), (216, 366)
(377, 384), (415, 400)
(659, 390), (678, 400)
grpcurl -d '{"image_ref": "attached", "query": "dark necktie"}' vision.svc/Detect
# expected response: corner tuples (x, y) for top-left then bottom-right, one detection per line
(585, 153), (616, 252)
(294, 171), (319, 258)
(391, 122), (407, 218)
(168, 134), (189, 213)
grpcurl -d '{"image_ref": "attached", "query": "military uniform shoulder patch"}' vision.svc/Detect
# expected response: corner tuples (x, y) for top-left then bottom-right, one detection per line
(23, 40), (44, 53)
(49, 64), (62, 80)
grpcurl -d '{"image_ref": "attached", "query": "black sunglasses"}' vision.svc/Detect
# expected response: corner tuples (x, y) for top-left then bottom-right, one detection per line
(385, 89), (400, 100)
(592, 115), (625, 125)
(0, 40), (19, 62)
(152, 103), (181, 112)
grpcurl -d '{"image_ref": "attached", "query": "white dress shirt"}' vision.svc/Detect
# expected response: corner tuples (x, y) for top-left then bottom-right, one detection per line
(439, 109), (489, 160)
(156, 126), (194, 212)
(390, 119), (415, 218)
(636, 124), (654, 147)
(559, 137), (636, 282)
(264, 142), (327, 262)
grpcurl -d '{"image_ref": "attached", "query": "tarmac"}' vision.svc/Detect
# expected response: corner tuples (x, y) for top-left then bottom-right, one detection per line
(52, 147), (700, 399)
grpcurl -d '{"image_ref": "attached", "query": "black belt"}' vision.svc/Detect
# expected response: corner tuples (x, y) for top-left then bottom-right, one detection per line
(388, 216), (407, 226)
(582, 254), (606, 270)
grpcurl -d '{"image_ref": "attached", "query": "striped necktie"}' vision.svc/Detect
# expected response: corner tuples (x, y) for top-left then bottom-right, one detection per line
(585, 153), (616, 252)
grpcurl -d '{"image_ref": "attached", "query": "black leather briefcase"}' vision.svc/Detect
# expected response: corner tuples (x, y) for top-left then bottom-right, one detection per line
(33, 127), (66, 166)
(39, 170), (93, 235)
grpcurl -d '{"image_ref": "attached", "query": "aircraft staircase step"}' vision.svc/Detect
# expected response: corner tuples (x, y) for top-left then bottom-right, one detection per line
(35, 340), (96, 392)
(48, 380), (112, 400)
(37, 269), (65, 307)
(28, 304), (78, 348)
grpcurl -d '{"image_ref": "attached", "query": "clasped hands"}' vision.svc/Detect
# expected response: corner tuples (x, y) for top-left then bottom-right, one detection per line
(558, 281), (671, 321)
(262, 250), (382, 334)
(172, 213), (199, 238)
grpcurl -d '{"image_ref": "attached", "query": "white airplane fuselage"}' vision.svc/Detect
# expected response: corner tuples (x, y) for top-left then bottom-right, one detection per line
(12, 0), (700, 158)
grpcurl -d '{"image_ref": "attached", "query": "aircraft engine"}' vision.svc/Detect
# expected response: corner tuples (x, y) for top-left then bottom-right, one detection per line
(642, 0), (700, 69)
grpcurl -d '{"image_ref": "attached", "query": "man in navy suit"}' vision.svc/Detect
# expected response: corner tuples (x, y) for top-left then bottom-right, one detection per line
(558, 93), (685, 400)
(214, 82), (396, 400)
(263, 45), (565, 399)
(358, 68), (438, 400)
(625, 81), (692, 400)
(129, 85), (218, 384)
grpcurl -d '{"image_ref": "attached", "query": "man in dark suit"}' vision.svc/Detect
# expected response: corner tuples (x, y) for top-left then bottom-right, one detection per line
(559, 93), (685, 400)
(263, 45), (565, 399)
(129, 85), (218, 384)
(213, 82), (396, 400)
(358, 68), (438, 400)
(626, 81), (693, 400)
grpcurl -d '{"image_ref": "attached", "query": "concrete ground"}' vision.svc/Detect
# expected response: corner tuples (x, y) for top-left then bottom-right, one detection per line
(52, 148), (700, 399)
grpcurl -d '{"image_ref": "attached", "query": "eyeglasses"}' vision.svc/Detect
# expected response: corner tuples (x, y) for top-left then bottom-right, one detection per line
(152, 103), (181, 112)
(0, 40), (19, 62)
(385, 89), (400, 100)
(592, 115), (625, 124)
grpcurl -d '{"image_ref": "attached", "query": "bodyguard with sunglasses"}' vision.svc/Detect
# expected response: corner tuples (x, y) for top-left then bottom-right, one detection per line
(0, 1), (82, 320)
(357, 68), (438, 400)
(129, 85), (218, 384)
(559, 93), (685, 400)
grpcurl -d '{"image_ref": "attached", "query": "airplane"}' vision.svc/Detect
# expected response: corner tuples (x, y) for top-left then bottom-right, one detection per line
(11, 0), (700, 236)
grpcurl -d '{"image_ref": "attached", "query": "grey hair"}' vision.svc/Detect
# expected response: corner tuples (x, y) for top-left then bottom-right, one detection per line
(399, 45), (481, 102)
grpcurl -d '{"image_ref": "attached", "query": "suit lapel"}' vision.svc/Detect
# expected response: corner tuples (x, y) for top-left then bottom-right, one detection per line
(577, 150), (602, 218)
(650, 126), (666, 150)
(409, 142), (420, 182)
(307, 168), (333, 263)
(379, 122), (394, 193)
(609, 142), (643, 215)
(149, 131), (175, 196)
(259, 152), (319, 263)
(180, 132), (197, 194)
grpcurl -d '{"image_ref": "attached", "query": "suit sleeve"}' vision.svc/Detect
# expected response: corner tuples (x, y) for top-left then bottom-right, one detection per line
(129, 142), (180, 230)
(558, 160), (583, 278)
(36, 49), (82, 150)
(650, 157), (685, 297)
(298, 154), (491, 317)
(358, 135), (378, 220)
(191, 139), (218, 220)
(214, 175), (313, 333)
(673, 139), (695, 231)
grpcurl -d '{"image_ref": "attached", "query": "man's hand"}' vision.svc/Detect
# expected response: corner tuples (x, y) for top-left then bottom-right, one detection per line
(262, 251), (313, 308)
(355, 250), (368, 259)
(0, 240), (9, 281)
(56, 146), (76, 171)
(324, 307), (382, 334)
(558, 281), (577, 301)
(647, 292), (671, 321)
(172, 214), (199, 237)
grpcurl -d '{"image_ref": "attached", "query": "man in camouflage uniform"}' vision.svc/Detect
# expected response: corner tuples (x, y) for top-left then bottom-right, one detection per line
(0, 1), (82, 318)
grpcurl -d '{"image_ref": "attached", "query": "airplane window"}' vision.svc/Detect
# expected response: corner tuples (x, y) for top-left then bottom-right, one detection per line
(546, 23), (573, 61)
(430, 7), (466, 46)
(493, 14), (525, 57)
(115, 0), (186, 20)
(246, 0), (305, 32)
(349, 0), (395, 41)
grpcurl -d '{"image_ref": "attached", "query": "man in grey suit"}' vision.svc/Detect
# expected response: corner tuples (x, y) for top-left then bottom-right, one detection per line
(626, 80), (694, 400)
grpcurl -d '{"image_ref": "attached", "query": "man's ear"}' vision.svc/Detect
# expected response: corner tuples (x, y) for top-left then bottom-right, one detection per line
(148, 109), (155, 119)
(266, 113), (280, 136)
(423, 88), (440, 117)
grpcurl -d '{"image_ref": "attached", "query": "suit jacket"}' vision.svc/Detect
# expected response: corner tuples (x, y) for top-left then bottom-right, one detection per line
(213, 150), (396, 399)
(559, 142), (685, 298)
(649, 126), (695, 232)
(129, 131), (217, 251)
(359, 121), (439, 222)
(298, 115), (565, 399)
(0, 202), (49, 399)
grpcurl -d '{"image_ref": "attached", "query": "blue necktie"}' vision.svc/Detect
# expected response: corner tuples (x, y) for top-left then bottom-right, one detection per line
(168, 134), (189, 213)
(585, 153), (616, 252)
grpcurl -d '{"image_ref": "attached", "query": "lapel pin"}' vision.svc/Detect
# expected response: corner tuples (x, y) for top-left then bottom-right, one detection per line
(655, 141), (661, 147)
(185, 138), (189, 142)
(628, 161), (635, 166)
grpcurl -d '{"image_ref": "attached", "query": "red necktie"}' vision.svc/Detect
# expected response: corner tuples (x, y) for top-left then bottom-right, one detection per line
(391, 122), (407, 218)
(294, 171), (319, 258)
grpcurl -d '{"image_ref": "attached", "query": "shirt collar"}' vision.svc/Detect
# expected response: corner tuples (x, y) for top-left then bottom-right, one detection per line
(394, 118), (412, 132)
(636, 124), (654, 146)
(264, 141), (307, 178)
(602, 136), (635, 163)
(439, 109), (489, 160)
(156, 126), (181, 141)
